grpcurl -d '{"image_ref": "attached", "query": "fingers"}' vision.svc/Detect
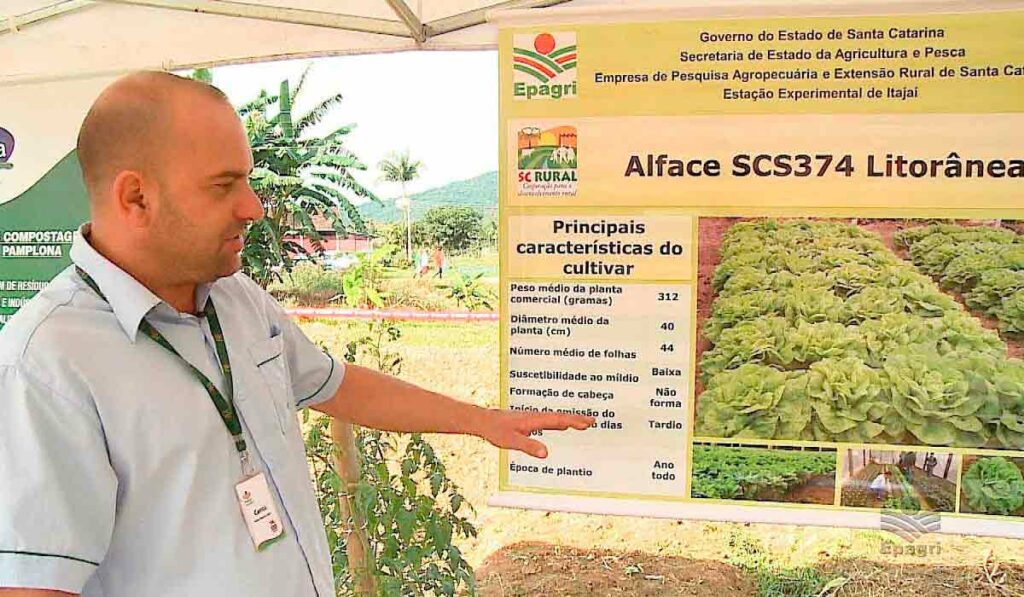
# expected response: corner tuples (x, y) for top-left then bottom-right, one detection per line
(504, 432), (549, 459)
(484, 411), (595, 458)
(521, 412), (595, 432)
(567, 414), (595, 430)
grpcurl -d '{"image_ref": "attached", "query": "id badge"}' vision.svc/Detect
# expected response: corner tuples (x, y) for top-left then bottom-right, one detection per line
(235, 473), (286, 551)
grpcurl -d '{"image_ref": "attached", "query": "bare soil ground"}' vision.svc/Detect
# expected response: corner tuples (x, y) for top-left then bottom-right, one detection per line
(475, 542), (756, 596)
(475, 540), (1024, 597)
(783, 474), (839, 506)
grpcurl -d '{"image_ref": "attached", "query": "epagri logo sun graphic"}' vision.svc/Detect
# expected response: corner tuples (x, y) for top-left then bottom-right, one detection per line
(513, 32), (577, 101)
(0, 128), (14, 171)
(516, 125), (577, 197)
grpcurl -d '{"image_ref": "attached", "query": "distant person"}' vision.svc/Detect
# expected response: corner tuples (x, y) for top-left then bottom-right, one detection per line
(416, 248), (430, 277)
(432, 245), (445, 279)
(869, 470), (892, 500)
(900, 452), (916, 478)
(924, 453), (938, 475)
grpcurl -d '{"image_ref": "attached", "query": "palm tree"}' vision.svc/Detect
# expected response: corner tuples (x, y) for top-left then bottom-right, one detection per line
(377, 150), (423, 261)
(239, 65), (380, 286)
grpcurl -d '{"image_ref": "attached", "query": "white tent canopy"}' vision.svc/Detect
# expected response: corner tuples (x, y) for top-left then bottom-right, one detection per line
(1, 0), (587, 87)
(2, 0), (927, 87)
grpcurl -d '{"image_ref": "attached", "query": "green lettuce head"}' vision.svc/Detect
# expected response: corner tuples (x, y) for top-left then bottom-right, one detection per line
(962, 457), (1024, 516)
(794, 357), (890, 443)
(882, 352), (990, 447)
(695, 364), (810, 439)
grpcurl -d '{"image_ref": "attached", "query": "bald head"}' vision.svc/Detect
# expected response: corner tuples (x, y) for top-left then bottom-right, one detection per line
(76, 71), (231, 204)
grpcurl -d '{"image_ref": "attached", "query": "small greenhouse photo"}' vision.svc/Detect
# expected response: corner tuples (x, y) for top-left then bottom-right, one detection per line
(839, 449), (958, 512)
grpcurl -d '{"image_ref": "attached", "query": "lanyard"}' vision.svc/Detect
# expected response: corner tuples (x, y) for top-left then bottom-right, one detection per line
(76, 266), (255, 476)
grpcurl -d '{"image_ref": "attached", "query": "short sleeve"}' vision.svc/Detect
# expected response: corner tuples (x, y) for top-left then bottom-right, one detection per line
(244, 279), (345, 410)
(278, 309), (346, 409)
(0, 365), (117, 593)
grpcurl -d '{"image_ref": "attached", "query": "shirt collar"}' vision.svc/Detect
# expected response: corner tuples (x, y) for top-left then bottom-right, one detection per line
(70, 223), (214, 342)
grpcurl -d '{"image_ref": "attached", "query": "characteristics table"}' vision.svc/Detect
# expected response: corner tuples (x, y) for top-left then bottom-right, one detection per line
(502, 213), (695, 497)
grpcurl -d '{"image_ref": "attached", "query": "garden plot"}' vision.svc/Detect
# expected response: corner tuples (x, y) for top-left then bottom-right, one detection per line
(691, 444), (836, 505)
(839, 449), (957, 512)
(896, 223), (1024, 337)
(840, 463), (924, 511)
(694, 219), (1024, 450)
(905, 468), (957, 513)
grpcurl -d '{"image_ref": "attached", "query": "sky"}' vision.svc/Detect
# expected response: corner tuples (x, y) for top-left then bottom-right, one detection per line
(207, 50), (498, 203)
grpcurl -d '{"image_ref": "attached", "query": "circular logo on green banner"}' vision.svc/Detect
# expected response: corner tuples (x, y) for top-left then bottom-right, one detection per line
(0, 127), (13, 170)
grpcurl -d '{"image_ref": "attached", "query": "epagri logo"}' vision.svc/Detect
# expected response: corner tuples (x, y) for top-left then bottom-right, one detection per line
(513, 32), (577, 101)
(517, 125), (577, 197)
(0, 128), (14, 171)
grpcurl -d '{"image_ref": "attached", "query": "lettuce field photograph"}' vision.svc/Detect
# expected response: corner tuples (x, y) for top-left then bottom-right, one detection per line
(691, 444), (837, 506)
(693, 218), (1024, 450)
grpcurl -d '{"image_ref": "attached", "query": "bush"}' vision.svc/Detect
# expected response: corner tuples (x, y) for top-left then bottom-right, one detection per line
(444, 272), (497, 311)
(419, 206), (484, 252)
(384, 279), (456, 312)
(269, 263), (346, 305)
(306, 319), (477, 595)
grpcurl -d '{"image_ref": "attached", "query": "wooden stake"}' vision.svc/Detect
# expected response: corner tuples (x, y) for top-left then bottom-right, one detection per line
(330, 419), (377, 596)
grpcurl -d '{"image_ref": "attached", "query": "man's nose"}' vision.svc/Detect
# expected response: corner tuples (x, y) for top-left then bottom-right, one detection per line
(238, 181), (265, 222)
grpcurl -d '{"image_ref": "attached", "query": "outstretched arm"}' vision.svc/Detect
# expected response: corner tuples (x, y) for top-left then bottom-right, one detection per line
(312, 363), (594, 458)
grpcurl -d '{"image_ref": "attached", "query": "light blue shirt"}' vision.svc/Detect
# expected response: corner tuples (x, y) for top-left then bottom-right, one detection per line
(0, 225), (345, 596)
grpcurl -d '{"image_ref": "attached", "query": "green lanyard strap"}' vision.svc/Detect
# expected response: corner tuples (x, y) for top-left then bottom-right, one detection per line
(75, 266), (248, 458)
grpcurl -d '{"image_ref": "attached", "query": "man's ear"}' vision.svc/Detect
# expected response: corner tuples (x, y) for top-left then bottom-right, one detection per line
(110, 170), (151, 226)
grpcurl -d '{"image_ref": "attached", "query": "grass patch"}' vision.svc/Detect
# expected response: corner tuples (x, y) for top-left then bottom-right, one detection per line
(726, 530), (848, 597)
(382, 251), (498, 281)
(299, 319), (496, 351)
(386, 321), (497, 349)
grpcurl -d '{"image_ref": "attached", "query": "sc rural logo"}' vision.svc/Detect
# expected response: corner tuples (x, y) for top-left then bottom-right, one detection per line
(517, 125), (577, 197)
(513, 32), (577, 101)
(0, 128), (14, 170)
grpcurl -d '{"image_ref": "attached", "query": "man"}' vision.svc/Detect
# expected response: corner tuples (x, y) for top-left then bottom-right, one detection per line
(0, 72), (593, 597)
(432, 245), (445, 279)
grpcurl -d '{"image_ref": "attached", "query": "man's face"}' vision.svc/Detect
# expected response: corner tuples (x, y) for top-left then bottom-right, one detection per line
(148, 95), (264, 284)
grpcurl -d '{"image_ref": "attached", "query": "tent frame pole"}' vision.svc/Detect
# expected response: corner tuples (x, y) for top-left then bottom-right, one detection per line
(94, 0), (411, 36)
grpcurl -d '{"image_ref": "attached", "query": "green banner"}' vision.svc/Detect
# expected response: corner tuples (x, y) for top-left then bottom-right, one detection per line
(0, 151), (89, 330)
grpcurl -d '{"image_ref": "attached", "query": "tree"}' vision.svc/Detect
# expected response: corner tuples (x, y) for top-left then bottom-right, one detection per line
(419, 206), (484, 252)
(189, 68), (213, 84)
(377, 150), (422, 261)
(238, 66), (380, 287)
(478, 218), (498, 249)
(367, 220), (425, 265)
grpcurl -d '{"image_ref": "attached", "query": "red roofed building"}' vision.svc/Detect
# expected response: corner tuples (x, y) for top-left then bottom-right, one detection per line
(285, 215), (374, 255)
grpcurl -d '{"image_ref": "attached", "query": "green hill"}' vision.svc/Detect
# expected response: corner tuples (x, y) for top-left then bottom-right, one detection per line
(359, 171), (497, 222)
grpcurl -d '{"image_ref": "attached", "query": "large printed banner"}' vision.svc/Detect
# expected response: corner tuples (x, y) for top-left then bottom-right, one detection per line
(493, 3), (1024, 539)
(0, 78), (110, 330)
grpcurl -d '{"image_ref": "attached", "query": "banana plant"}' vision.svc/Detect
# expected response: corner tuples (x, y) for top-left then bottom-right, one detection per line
(237, 66), (381, 287)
